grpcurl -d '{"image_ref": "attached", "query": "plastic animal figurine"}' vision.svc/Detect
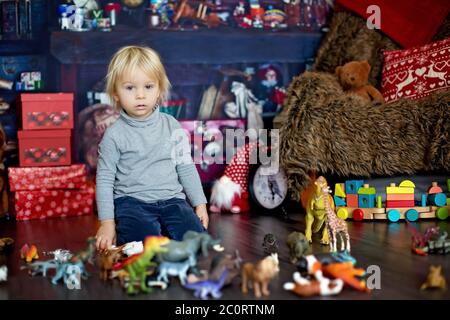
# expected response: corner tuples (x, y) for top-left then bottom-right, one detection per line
(421, 265), (447, 290)
(113, 236), (170, 295)
(0, 237), (14, 252)
(51, 260), (87, 287)
(157, 258), (195, 285)
(0, 265), (7, 282)
(262, 233), (279, 255)
(420, 232), (450, 255)
(321, 179), (351, 252)
(296, 254), (368, 292)
(284, 271), (344, 297)
(305, 176), (333, 244)
(97, 245), (125, 281)
(157, 231), (224, 267)
(71, 236), (96, 265)
(183, 269), (229, 300)
(406, 221), (443, 256)
(20, 244), (39, 263)
(25, 259), (60, 277)
(241, 253), (279, 298)
(209, 250), (242, 286)
(286, 231), (309, 263)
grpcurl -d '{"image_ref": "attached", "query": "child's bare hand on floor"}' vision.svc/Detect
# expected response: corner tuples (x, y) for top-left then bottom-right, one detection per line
(96, 219), (116, 251)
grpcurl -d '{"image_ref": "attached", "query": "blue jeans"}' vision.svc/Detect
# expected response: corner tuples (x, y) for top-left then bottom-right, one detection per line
(114, 196), (206, 245)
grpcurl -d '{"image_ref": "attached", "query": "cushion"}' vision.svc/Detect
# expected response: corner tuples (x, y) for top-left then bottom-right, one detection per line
(381, 37), (450, 103)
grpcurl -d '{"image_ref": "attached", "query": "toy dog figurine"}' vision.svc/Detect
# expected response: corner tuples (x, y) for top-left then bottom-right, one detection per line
(241, 253), (279, 298)
(286, 231), (309, 264)
(284, 271), (344, 297)
(421, 265), (447, 290)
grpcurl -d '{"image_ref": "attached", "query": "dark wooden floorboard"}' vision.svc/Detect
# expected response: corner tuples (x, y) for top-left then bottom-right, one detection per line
(0, 211), (449, 300)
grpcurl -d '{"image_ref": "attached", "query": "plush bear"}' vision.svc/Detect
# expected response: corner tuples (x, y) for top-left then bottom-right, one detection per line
(335, 60), (384, 104)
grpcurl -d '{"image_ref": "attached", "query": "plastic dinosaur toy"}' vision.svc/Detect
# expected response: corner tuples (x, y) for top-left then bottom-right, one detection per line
(113, 236), (170, 295)
(157, 258), (195, 285)
(20, 244), (39, 263)
(183, 269), (229, 300)
(51, 260), (87, 287)
(305, 176), (333, 245)
(97, 245), (125, 281)
(262, 233), (279, 255)
(420, 231), (450, 255)
(284, 271), (344, 297)
(421, 265), (447, 290)
(71, 236), (96, 265)
(25, 259), (60, 277)
(406, 221), (442, 256)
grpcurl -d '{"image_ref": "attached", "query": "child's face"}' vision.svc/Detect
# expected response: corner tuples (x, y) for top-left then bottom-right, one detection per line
(113, 68), (160, 119)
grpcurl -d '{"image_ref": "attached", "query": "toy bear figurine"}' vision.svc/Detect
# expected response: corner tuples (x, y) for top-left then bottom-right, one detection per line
(335, 60), (384, 104)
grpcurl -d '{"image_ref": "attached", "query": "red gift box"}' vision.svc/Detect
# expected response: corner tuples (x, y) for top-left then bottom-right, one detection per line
(8, 164), (87, 192)
(19, 93), (74, 130)
(13, 183), (95, 221)
(18, 129), (72, 167)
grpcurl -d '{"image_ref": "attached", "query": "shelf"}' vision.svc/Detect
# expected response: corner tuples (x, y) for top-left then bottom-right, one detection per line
(0, 39), (46, 55)
(50, 27), (323, 65)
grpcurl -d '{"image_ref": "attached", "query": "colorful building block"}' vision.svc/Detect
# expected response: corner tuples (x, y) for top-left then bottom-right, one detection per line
(386, 200), (415, 208)
(399, 180), (415, 188)
(386, 194), (414, 201)
(436, 207), (448, 220)
(334, 196), (346, 207)
(428, 182), (443, 194)
(386, 183), (414, 194)
(376, 195), (382, 208)
(334, 183), (346, 198)
(345, 180), (364, 195)
(358, 194), (375, 208)
(421, 194), (427, 207)
(346, 194), (358, 207)
(337, 207), (348, 220)
(358, 184), (376, 195)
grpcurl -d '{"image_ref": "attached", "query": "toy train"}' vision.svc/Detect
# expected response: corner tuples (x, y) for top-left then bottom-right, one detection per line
(334, 179), (450, 222)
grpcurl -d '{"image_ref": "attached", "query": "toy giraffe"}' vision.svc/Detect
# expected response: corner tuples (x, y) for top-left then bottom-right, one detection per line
(321, 181), (351, 253)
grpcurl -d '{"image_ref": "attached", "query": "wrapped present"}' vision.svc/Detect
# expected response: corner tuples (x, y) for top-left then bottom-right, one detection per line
(18, 129), (72, 167)
(13, 182), (95, 221)
(8, 164), (87, 192)
(19, 93), (74, 130)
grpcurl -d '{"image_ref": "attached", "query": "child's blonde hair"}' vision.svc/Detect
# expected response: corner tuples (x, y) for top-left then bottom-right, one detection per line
(105, 46), (171, 110)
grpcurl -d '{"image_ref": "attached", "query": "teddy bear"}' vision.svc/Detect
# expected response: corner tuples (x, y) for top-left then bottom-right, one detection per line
(335, 60), (384, 104)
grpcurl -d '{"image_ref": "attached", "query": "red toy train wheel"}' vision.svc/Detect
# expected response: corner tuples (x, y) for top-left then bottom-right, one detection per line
(352, 209), (364, 221)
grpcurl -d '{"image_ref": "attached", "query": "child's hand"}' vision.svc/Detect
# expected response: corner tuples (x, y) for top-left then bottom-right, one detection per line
(195, 204), (209, 230)
(96, 219), (116, 251)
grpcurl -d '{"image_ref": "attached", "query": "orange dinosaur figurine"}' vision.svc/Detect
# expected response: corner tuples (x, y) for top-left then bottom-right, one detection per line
(20, 244), (39, 263)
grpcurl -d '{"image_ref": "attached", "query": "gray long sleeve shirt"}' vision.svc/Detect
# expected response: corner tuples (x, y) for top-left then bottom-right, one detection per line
(96, 108), (207, 221)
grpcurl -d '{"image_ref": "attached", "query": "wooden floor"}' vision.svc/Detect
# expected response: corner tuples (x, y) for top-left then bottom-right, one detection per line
(0, 208), (449, 300)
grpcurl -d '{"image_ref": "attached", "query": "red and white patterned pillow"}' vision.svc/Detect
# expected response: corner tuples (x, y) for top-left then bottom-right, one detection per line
(381, 37), (450, 103)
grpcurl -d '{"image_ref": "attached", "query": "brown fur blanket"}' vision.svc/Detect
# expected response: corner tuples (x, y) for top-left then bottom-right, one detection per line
(280, 72), (450, 200)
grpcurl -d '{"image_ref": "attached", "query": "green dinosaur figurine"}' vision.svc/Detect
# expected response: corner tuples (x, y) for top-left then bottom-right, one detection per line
(113, 236), (169, 295)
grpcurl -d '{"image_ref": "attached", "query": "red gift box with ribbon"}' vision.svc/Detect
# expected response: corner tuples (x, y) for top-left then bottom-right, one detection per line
(18, 129), (72, 167)
(19, 93), (74, 130)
